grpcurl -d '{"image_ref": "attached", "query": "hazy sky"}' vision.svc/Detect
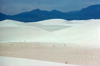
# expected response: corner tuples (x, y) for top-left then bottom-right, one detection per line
(0, 0), (100, 15)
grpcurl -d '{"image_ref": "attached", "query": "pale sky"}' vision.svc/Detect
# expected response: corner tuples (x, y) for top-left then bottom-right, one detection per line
(0, 0), (100, 15)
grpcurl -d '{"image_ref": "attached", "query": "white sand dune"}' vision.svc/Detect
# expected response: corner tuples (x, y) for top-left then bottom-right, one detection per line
(0, 56), (79, 66)
(27, 25), (69, 31)
(34, 19), (89, 26)
(52, 19), (100, 44)
(26, 19), (70, 31)
(0, 19), (75, 32)
(0, 27), (50, 43)
(0, 19), (51, 42)
(0, 20), (28, 27)
(36, 19), (100, 48)
(34, 19), (68, 25)
(1, 19), (100, 47)
(0, 19), (84, 43)
(0, 19), (100, 66)
(26, 19), (83, 31)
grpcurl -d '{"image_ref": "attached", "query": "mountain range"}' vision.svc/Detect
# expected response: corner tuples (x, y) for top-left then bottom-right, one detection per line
(0, 4), (100, 22)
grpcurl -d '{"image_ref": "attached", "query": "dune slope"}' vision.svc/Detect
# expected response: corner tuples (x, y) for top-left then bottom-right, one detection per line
(0, 20), (50, 42)
(0, 56), (79, 66)
(37, 19), (100, 48)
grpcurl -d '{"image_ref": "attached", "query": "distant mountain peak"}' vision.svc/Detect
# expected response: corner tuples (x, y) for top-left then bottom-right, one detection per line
(80, 4), (100, 13)
(51, 9), (58, 11)
(31, 9), (41, 12)
(51, 9), (61, 12)
(34, 9), (41, 11)
(88, 4), (100, 7)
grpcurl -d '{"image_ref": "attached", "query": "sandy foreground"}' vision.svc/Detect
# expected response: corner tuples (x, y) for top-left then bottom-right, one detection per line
(0, 56), (79, 66)
(0, 42), (100, 66)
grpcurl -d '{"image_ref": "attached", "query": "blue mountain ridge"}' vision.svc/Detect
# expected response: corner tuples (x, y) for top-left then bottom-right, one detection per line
(0, 4), (100, 22)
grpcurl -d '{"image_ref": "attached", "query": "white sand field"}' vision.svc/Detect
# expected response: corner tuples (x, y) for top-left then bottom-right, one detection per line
(0, 19), (100, 66)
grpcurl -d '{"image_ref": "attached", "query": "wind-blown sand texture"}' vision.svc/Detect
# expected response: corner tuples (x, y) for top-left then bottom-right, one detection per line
(0, 42), (100, 66)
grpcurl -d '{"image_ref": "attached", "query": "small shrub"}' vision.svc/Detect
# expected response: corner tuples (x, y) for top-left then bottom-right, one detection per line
(11, 44), (13, 45)
(53, 45), (55, 46)
(65, 61), (67, 64)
